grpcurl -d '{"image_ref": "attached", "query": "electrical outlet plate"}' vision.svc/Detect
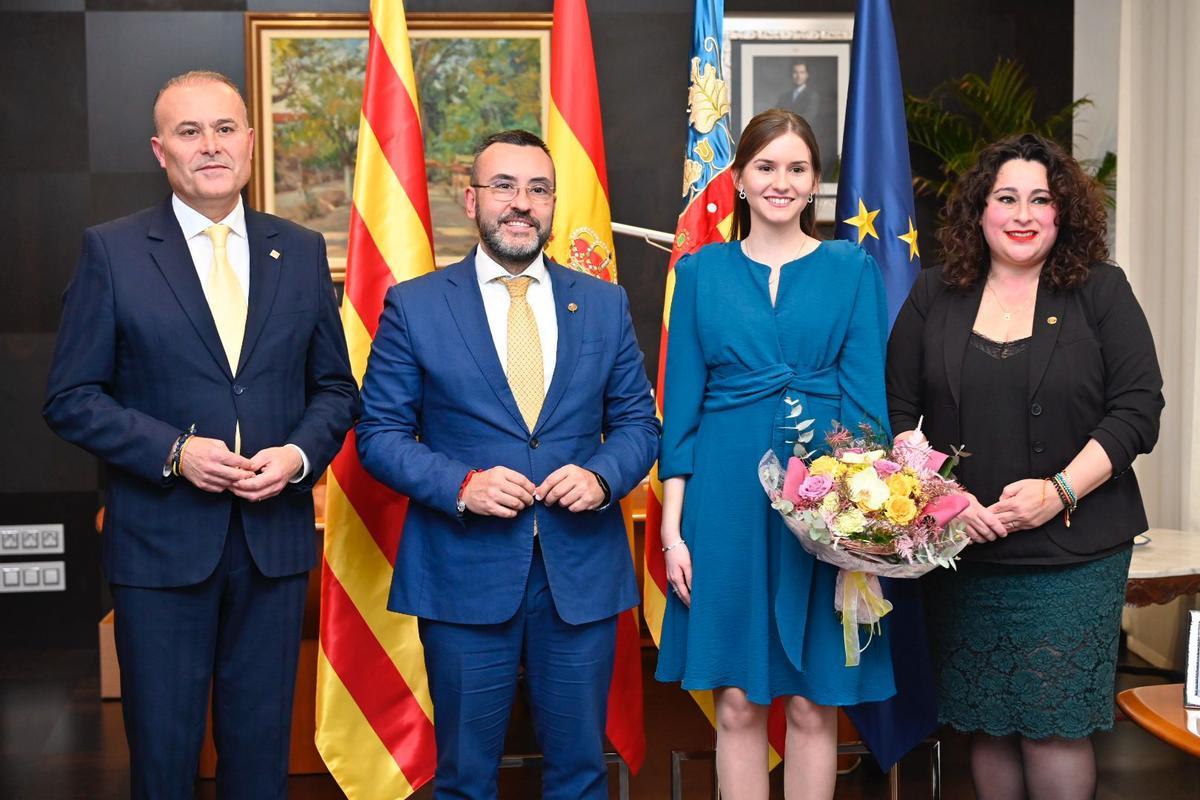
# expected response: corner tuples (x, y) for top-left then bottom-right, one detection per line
(0, 560), (66, 593)
(0, 523), (65, 556)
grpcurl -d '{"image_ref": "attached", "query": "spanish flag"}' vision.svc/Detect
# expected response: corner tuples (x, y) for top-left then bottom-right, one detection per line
(315, 1), (437, 796)
(545, 0), (645, 773)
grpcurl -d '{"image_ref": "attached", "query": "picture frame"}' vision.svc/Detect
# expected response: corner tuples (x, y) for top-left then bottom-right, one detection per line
(245, 12), (552, 279)
(723, 14), (854, 222)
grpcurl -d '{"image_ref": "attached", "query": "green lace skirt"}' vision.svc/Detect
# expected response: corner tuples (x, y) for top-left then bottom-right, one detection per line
(923, 547), (1132, 740)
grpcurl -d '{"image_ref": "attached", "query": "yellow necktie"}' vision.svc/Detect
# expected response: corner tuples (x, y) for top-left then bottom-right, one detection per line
(204, 224), (247, 453)
(202, 224), (247, 374)
(502, 276), (544, 430)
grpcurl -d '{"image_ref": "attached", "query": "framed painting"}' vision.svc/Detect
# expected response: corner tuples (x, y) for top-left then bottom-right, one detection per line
(245, 12), (552, 278)
(724, 14), (854, 222)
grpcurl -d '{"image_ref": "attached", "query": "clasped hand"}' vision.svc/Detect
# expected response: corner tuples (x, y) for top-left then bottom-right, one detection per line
(461, 464), (605, 518)
(180, 437), (301, 502)
(988, 478), (1064, 534)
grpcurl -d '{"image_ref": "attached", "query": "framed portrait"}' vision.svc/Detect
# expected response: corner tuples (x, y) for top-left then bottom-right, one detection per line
(724, 15), (854, 222)
(245, 13), (551, 279)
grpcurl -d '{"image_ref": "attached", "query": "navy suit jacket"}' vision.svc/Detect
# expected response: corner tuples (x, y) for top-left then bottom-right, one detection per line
(44, 198), (359, 587)
(357, 251), (659, 626)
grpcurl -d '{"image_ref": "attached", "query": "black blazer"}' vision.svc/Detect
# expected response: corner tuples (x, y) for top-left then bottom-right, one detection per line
(886, 263), (1163, 562)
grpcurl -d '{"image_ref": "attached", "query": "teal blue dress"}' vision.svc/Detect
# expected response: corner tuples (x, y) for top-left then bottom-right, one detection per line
(655, 240), (896, 706)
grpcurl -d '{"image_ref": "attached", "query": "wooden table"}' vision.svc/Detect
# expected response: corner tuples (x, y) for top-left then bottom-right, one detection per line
(1117, 684), (1200, 757)
(1126, 528), (1200, 606)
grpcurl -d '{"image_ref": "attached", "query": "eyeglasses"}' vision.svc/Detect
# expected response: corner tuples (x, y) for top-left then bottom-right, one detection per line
(470, 181), (555, 205)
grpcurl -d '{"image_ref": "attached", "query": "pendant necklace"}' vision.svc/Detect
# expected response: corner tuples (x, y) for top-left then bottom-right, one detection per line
(986, 282), (1030, 321)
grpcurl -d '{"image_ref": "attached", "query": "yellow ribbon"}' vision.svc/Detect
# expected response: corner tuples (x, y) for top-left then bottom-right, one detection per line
(839, 570), (894, 667)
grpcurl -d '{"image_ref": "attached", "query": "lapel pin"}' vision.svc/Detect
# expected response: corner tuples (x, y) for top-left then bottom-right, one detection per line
(269, 250), (281, 260)
(567, 302), (578, 313)
(1047, 316), (1058, 325)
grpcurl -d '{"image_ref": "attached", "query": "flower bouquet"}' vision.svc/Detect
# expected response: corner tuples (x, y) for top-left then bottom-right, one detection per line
(758, 423), (971, 665)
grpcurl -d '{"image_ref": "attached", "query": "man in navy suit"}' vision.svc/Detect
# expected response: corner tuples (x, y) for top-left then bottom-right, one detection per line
(43, 71), (357, 799)
(357, 130), (658, 798)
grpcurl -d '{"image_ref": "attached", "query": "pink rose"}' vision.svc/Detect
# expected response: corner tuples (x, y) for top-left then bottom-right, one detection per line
(798, 474), (835, 501)
(872, 458), (902, 477)
(782, 457), (810, 504)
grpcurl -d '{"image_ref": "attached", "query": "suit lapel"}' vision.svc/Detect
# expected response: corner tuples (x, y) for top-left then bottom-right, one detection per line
(444, 254), (527, 432)
(535, 261), (582, 435)
(1027, 281), (1066, 400)
(239, 210), (282, 372)
(146, 199), (232, 379)
(942, 280), (983, 409)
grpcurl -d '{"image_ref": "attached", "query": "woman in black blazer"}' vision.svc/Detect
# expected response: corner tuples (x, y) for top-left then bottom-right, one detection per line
(886, 134), (1163, 800)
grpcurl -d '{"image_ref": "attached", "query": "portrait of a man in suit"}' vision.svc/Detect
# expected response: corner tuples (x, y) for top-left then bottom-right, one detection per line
(775, 60), (822, 121)
(43, 70), (358, 799)
(356, 129), (659, 798)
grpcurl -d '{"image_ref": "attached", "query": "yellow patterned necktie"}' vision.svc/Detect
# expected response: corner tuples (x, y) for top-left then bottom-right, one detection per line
(501, 276), (544, 430)
(203, 223), (247, 453)
(202, 223), (247, 374)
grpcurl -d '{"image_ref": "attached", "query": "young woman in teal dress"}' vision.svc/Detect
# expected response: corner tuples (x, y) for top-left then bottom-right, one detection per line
(655, 109), (895, 799)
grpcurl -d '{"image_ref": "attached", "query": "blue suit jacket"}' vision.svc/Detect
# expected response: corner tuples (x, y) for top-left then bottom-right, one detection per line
(44, 198), (359, 587)
(357, 251), (659, 626)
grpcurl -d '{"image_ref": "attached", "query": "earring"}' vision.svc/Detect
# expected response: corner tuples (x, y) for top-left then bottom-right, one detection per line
(738, 188), (746, 200)
(807, 193), (815, 204)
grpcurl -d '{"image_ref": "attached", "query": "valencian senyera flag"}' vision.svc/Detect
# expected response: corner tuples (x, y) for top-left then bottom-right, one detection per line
(641, 0), (817, 768)
(544, 0), (646, 773)
(315, 0), (438, 797)
(835, 0), (938, 771)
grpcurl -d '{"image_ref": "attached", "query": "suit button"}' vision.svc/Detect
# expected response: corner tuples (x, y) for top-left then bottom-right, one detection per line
(530, 438), (540, 449)
(1032, 441), (1045, 453)
(1030, 403), (1042, 416)
(233, 384), (245, 395)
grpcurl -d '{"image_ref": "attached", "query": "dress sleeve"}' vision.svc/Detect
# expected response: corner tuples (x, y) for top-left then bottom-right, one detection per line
(1086, 265), (1164, 475)
(658, 254), (707, 480)
(837, 251), (892, 438)
(885, 267), (934, 434)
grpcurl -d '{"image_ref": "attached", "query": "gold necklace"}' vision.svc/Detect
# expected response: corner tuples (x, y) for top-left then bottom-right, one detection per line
(742, 236), (812, 270)
(986, 282), (1031, 322)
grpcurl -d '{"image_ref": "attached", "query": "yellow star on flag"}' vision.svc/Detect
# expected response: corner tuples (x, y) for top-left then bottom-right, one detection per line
(897, 216), (920, 261)
(844, 198), (880, 244)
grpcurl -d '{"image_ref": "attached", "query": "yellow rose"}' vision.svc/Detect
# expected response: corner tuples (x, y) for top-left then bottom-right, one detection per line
(886, 473), (919, 498)
(883, 495), (918, 525)
(835, 508), (867, 535)
(810, 455), (841, 477)
(821, 493), (841, 514)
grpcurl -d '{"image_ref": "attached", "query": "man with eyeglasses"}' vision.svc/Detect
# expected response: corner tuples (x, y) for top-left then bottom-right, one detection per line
(356, 129), (659, 798)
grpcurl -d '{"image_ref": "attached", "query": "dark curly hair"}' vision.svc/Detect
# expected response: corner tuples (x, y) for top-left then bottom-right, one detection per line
(937, 133), (1108, 290)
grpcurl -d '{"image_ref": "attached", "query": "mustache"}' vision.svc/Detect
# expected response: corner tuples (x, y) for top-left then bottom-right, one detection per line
(499, 212), (540, 231)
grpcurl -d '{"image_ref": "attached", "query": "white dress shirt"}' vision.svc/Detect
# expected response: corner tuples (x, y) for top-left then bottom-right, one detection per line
(167, 194), (309, 480)
(173, 194), (251, 302)
(474, 247), (558, 394)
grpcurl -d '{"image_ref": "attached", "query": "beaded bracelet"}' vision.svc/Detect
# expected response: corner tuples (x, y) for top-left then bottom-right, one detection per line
(1049, 471), (1078, 527)
(170, 424), (197, 477)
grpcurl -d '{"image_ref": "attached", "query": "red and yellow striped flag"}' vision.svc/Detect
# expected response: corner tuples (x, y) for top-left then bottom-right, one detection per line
(315, 1), (437, 796)
(544, 0), (644, 773)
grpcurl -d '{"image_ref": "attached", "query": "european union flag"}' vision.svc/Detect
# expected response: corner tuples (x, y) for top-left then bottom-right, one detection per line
(835, 0), (922, 326)
(836, 0), (939, 772)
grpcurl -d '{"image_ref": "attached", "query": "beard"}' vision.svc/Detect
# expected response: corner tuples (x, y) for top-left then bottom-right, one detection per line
(476, 210), (551, 265)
